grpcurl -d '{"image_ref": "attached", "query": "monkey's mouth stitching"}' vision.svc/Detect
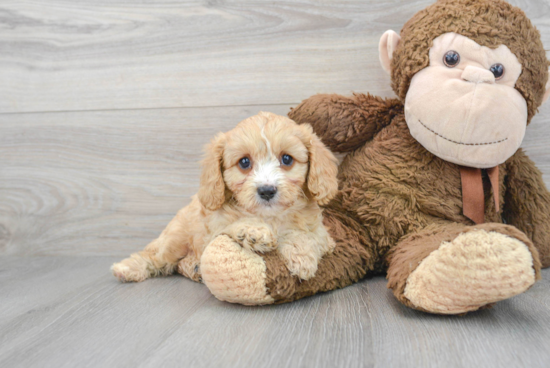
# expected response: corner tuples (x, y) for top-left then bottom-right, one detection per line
(418, 120), (508, 146)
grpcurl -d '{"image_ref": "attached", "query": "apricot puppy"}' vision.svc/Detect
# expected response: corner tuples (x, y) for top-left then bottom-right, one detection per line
(111, 112), (339, 282)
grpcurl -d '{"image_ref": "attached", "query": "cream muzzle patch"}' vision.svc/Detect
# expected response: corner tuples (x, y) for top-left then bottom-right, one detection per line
(404, 32), (527, 169)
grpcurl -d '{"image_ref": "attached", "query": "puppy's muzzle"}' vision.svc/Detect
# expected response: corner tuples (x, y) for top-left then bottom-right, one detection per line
(257, 186), (277, 201)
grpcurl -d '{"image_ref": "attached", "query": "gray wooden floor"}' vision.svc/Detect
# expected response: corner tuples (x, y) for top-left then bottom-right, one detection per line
(1, 1), (550, 367)
(1, 257), (549, 368)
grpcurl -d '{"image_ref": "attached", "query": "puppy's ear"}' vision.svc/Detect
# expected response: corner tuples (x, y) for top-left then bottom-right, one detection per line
(302, 124), (339, 205)
(198, 133), (227, 211)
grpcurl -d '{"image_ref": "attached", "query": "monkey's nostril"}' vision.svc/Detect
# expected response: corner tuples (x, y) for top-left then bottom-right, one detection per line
(257, 186), (277, 201)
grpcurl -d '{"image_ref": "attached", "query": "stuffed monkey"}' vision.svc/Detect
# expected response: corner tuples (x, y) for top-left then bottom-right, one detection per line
(200, 0), (550, 314)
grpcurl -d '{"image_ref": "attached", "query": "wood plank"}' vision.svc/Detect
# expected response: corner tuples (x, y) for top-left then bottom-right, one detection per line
(0, 256), (213, 368)
(0, 256), (548, 368)
(0, 256), (114, 324)
(1, 102), (549, 256)
(0, 256), (374, 368)
(1, 0), (548, 113)
(142, 283), (374, 368)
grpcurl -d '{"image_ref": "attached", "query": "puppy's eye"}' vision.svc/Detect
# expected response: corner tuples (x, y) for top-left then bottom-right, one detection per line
(489, 63), (505, 80)
(443, 51), (460, 67)
(238, 157), (251, 170)
(281, 154), (293, 166)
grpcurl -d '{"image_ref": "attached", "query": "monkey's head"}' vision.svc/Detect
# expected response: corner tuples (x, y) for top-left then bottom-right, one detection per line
(379, 0), (550, 168)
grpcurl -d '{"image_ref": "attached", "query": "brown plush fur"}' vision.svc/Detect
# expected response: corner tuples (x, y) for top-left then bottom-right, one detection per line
(289, 93), (404, 153)
(264, 105), (550, 307)
(504, 150), (550, 267)
(241, 0), (550, 312)
(265, 206), (376, 303)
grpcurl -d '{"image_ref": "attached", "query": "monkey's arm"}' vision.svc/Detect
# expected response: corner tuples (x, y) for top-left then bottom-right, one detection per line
(288, 93), (403, 153)
(503, 149), (550, 267)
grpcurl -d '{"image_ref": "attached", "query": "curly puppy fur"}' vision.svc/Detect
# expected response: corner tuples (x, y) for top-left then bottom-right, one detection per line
(111, 112), (338, 283)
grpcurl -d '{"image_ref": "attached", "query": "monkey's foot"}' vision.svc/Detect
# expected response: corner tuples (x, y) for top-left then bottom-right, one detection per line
(201, 235), (274, 305)
(403, 230), (537, 314)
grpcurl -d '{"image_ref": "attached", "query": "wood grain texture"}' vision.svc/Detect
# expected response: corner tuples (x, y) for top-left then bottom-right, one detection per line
(1, 102), (549, 256)
(0, 0), (548, 113)
(0, 256), (549, 368)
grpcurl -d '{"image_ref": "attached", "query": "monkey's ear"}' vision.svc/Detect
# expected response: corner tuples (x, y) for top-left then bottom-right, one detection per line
(379, 30), (401, 74)
(543, 69), (550, 104)
(197, 133), (227, 211)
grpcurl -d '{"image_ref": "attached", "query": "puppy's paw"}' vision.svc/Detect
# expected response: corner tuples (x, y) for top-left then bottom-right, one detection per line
(279, 245), (318, 280)
(234, 224), (277, 253)
(177, 259), (202, 283)
(111, 258), (149, 283)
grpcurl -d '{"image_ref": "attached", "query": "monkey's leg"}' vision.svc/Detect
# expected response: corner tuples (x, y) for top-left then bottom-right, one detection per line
(386, 223), (542, 315)
(201, 208), (378, 305)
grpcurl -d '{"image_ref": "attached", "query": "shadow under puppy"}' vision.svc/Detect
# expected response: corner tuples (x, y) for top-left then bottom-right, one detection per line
(112, 111), (339, 283)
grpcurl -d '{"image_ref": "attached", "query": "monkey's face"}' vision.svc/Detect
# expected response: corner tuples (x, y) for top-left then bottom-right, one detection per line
(404, 32), (527, 168)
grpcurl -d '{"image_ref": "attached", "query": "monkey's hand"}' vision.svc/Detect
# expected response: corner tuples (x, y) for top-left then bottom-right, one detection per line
(288, 93), (403, 153)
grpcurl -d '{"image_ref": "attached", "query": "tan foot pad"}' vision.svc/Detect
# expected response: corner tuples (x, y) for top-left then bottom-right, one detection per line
(404, 230), (536, 314)
(201, 235), (274, 306)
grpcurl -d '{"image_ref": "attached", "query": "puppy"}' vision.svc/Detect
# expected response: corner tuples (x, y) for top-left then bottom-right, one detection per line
(111, 111), (339, 283)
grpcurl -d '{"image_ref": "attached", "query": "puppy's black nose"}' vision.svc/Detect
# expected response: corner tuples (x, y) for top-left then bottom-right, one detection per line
(257, 186), (277, 201)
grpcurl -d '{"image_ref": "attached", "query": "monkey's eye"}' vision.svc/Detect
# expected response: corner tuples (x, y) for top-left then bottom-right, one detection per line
(490, 63), (505, 80)
(238, 157), (251, 170)
(443, 51), (460, 67)
(281, 154), (293, 166)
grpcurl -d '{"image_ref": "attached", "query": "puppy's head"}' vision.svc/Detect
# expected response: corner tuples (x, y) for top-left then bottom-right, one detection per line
(197, 112), (339, 214)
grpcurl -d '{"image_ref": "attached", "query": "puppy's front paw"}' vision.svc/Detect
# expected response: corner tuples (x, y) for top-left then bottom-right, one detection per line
(279, 245), (318, 280)
(234, 224), (277, 253)
(111, 257), (149, 283)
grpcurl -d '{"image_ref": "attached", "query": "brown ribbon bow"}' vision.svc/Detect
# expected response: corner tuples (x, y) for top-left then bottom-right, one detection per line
(459, 166), (499, 224)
